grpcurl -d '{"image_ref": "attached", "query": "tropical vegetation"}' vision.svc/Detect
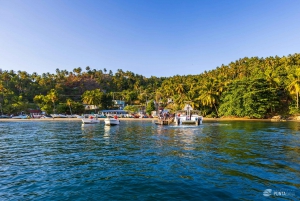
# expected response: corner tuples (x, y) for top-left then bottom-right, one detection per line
(1, 53), (300, 118)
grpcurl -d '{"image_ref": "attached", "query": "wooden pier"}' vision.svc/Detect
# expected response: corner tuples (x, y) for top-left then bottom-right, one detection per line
(155, 117), (174, 125)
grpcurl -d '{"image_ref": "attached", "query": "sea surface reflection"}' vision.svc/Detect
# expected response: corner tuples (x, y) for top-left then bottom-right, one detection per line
(0, 120), (299, 200)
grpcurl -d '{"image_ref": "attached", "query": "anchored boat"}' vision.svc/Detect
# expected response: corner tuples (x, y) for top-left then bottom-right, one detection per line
(82, 115), (100, 124)
(174, 103), (203, 125)
(104, 116), (120, 126)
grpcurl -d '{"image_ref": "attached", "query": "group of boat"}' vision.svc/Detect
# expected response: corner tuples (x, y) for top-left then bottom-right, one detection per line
(5, 103), (202, 127)
(82, 103), (202, 126)
(81, 115), (120, 126)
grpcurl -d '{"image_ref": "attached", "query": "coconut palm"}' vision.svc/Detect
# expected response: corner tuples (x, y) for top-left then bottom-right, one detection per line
(287, 68), (300, 108)
(82, 89), (101, 105)
(82, 89), (103, 112)
(47, 89), (59, 113)
(66, 98), (73, 115)
(197, 78), (219, 116)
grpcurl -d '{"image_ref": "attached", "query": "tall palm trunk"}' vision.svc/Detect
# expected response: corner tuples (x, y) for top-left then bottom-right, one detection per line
(213, 103), (219, 117)
(297, 91), (299, 109)
(53, 102), (56, 114)
(69, 105), (72, 115)
(0, 103), (3, 115)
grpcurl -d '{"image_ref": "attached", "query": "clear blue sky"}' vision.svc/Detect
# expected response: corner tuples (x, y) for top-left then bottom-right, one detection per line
(1, 0), (300, 77)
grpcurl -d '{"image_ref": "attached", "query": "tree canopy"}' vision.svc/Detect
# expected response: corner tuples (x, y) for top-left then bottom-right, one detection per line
(1, 53), (300, 118)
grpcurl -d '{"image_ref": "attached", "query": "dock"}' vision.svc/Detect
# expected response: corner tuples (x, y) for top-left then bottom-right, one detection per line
(155, 117), (174, 125)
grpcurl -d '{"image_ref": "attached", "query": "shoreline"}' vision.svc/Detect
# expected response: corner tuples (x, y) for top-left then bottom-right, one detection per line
(0, 118), (156, 122)
(0, 117), (295, 122)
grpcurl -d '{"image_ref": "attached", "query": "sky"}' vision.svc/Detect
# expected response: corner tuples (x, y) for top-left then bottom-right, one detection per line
(0, 0), (300, 78)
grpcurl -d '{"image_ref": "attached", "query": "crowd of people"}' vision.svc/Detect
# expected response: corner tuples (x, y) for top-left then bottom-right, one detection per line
(159, 111), (174, 120)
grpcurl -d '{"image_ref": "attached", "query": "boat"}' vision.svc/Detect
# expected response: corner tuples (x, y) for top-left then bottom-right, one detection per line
(41, 115), (53, 118)
(174, 103), (203, 125)
(0, 114), (10, 118)
(11, 114), (29, 119)
(51, 114), (68, 118)
(104, 116), (120, 126)
(31, 114), (42, 118)
(66, 114), (78, 118)
(82, 115), (100, 124)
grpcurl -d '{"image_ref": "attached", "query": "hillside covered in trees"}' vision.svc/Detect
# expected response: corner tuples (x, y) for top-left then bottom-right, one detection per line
(1, 53), (300, 118)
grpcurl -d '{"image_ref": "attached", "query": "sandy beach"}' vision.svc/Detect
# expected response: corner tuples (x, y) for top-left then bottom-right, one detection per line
(0, 117), (290, 122)
(0, 117), (156, 122)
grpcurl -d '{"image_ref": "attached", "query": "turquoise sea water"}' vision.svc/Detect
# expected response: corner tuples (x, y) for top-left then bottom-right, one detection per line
(0, 120), (299, 200)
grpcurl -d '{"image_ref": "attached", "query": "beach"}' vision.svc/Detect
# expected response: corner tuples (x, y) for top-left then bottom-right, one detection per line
(0, 117), (155, 122)
(0, 117), (289, 122)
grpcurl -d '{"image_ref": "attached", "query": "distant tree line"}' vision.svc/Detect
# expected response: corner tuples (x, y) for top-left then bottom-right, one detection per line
(1, 53), (300, 118)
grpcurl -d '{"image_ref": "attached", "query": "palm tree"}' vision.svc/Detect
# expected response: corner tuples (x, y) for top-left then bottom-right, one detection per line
(175, 83), (184, 94)
(47, 89), (58, 113)
(73, 67), (82, 75)
(287, 68), (300, 109)
(82, 89), (103, 112)
(197, 78), (219, 116)
(0, 83), (5, 115)
(66, 98), (73, 115)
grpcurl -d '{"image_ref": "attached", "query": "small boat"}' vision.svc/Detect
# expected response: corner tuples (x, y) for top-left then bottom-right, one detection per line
(31, 114), (42, 118)
(51, 114), (68, 118)
(104, 116), (120, 126)
(0, 115), (10, 118)
(11, 114), (29, 119)
(41, 115), (53, 118)
(82, 115), (100, 124)
(66, 114), (78, 118)
(174, 103), (203, 125)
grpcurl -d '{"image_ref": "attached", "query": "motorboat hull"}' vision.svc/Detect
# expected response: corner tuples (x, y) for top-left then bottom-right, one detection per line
(175, 116), (203, 125)
(82, 118), (100, 124)
(181, 120), (198, 124)
(51, 114), (68, 118)
(104, 118), (120, 126)
(11, 115), (29, 119)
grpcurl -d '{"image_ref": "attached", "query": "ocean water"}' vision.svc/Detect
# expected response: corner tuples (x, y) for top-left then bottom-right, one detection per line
(0, 120), (299, 200)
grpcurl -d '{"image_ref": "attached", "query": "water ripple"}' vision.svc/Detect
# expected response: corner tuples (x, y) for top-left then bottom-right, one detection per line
(0, 120), (299, 200)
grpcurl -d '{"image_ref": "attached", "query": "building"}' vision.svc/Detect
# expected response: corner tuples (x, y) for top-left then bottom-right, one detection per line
(84, 105), (99, 111)
(28, 109), (42, 118)
(113, 100), (125, 109)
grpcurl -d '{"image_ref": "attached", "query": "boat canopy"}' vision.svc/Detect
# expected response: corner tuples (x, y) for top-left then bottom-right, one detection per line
(183, 104), (193, 111)
(177, 104), (201, 115)
(99, 110), (128, 115)
(176, 110), (201, 115)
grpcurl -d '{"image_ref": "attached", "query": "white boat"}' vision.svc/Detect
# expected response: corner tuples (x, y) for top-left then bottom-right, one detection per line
(31, 114), (42, 118)
(67, 114), (78, 118)
(104, 117), (120, 126)
(11, 114), (29, 119)
(51, 114), (68, 118)
(0, 115), (10, 119)
(41, 115), (53, 119)
(82, 115), (100, 124)
(174, 103), (203, 125)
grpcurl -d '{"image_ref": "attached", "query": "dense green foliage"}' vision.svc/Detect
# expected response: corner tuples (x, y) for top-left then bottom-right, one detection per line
(123, 105), (139, 114)
(146, 100), (156, 115)
(1, 53), (300, 117)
